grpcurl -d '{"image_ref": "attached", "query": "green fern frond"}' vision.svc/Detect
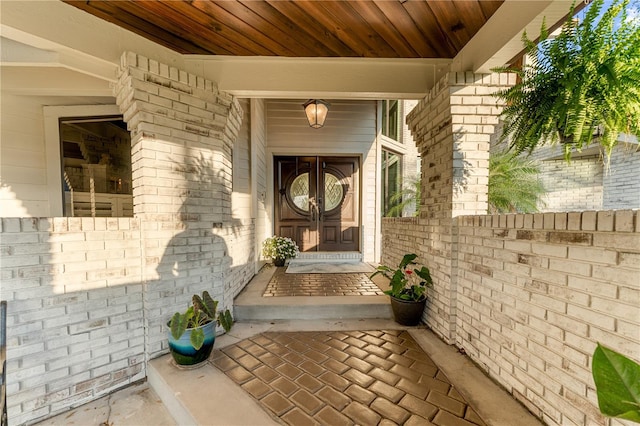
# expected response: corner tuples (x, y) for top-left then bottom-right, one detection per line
(493, 0), (640, 166)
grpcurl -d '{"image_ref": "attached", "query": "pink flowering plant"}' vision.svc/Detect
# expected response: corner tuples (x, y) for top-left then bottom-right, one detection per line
(370, 253), (433, 302)
(261, 236), (299, 260)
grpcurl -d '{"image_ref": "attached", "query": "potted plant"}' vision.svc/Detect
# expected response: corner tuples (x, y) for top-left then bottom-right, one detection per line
(494, 0), (640, 167)
(261, 236), (299, 267)
(370, 253), (433, 326)
(167, 291), (233, 367)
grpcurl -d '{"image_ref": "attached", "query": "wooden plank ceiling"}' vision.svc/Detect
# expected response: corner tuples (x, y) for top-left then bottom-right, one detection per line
(63, 0), (504, 59)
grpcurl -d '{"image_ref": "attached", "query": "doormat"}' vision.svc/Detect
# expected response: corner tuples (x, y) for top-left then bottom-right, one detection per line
(286, 261), (375, 274)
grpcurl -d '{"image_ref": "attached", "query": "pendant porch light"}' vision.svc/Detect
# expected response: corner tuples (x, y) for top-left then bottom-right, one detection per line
(303, 99), (330, 129)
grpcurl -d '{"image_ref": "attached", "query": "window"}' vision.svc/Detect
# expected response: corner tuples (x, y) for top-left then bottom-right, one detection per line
(381, 149), (402, 216)
(381, 100), (400, 141)
(59, 116), (133, 217)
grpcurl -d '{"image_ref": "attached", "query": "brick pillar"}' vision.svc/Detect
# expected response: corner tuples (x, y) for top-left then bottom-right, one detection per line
(407, 72), (513, 342)
(114, 52), (244, 358)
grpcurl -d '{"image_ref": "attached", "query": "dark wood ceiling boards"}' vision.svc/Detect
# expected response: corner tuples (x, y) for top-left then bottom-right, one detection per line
(63, 0), (504, 59)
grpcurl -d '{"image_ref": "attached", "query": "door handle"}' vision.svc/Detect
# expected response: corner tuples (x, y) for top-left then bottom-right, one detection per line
(309, 199), (317, 222)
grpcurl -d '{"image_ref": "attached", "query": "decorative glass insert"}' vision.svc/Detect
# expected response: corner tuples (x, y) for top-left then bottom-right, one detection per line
(324, 173), (343, 211)
(290, 173), (310, 211)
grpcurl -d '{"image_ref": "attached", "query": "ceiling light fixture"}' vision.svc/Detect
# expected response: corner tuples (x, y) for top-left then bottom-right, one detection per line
(303, 99), (330, 129)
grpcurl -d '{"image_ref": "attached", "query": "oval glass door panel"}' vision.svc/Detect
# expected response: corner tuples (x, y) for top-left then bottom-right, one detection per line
(290, 172), (310, 211)
(324, 173), (343, 211)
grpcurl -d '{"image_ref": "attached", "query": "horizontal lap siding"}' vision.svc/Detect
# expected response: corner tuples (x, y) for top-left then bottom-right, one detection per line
(0, 95), (51, 217)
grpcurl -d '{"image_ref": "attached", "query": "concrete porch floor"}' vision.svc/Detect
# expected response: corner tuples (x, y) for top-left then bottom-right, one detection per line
(37, 266), (543, 426)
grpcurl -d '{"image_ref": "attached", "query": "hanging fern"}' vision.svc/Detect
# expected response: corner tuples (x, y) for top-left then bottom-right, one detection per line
(495, 0), (640, 166)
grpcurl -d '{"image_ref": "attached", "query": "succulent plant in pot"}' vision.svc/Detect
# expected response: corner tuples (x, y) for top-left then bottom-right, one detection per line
(167, 291), (233, 367)
(370, 253), (433, 326)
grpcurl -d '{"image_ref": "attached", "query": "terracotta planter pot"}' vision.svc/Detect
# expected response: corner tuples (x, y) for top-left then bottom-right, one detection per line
(167, 321), (216, 367)
(273, 258), (286, 267)
(389, 296), (426, 326)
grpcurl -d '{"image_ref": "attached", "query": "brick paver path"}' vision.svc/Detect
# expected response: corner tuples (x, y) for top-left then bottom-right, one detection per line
(263, 268), (385, 297)
(211, 330), (486, 426)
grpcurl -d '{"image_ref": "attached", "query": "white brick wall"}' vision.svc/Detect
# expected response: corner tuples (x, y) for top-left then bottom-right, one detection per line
(1, 53), (258, 425)
(394, 71), (640, 425)
(455, 210), (640, 426)
(382, 210), (640, 426)
(539, 158), (604, 212)
(403, 72), (511, 342)
(114, 52), (249, 360)
(603, 147), (640, 210)
(0, 218), (145, 425)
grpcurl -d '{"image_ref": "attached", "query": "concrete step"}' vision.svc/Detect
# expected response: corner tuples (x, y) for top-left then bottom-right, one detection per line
(233, 265), (392, 321)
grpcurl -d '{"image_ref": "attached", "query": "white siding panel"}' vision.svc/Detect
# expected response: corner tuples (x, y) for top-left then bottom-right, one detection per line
(1, 95), (50, 216)
(232, 99), (252, 220)
(251, 98), (270, 271)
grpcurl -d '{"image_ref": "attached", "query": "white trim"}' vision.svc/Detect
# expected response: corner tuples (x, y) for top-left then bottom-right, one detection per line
(453, 0), (573, 73)
(374, 101), (383, 264)
(43, 104), (121, 216)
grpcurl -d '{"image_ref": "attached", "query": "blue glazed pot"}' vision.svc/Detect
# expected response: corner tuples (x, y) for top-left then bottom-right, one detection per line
(167, 321), (216, 366)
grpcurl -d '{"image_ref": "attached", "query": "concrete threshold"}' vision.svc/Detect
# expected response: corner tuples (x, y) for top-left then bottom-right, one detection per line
(233, 264), (392, 321)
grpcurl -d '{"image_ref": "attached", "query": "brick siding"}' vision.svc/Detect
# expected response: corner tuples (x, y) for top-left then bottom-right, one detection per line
(387, 70), (640, 426)
(1, 53), (256, 425)
(382, 211), (639, 426)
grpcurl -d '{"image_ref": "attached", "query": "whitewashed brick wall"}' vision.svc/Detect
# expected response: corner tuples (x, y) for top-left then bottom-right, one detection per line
(404, 72), (511, 342)
(525, 137), (638, 213)
(539, 158), (604, 212)
(455, 210), (639, 426)
(381, 210), (639, 426)
(1, 53), (257, 425)
(603, 147), (640, 210)
(114, 52), (247, 360)
(390, 70), (639, 426)
(0, 218), (145, 425)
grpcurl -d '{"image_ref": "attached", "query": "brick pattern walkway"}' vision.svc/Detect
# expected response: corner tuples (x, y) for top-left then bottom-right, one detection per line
(211, 330), (486, 426)
(263, 268), (385, 297)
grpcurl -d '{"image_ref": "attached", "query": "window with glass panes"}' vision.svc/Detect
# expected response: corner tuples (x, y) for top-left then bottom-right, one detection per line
(381, 100), (400, 141)
(381, 149), (402, 216)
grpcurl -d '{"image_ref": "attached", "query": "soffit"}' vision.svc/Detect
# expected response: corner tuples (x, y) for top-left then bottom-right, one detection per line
(62, 0), (504, 59)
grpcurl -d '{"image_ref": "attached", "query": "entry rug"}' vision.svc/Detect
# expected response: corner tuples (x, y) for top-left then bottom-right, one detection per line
(286, 260), (376, 274)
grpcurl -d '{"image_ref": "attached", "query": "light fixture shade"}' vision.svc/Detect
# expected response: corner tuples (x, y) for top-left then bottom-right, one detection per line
(303, 99), (330, 129)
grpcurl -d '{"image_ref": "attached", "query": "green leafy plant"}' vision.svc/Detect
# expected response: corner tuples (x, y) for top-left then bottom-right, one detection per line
(261, 236), (299, 260)
(386, 175), (421, 217)
(370, 253), (433, 302)
(489, 150), (546, 213)
(169, 291), (233, 350)
(592, 343), (640, 423)
(494, 0), (640, 166)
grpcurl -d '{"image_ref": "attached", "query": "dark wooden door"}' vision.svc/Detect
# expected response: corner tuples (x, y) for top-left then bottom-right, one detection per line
(274, 156), (359, 252)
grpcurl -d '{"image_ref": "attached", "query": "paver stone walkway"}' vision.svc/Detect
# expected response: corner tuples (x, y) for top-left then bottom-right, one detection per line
(211, 329), (486, 426)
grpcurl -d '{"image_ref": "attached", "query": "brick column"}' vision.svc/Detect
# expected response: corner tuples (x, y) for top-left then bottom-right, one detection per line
(406, 72), (513, 342)
(114, 52), (244, 358)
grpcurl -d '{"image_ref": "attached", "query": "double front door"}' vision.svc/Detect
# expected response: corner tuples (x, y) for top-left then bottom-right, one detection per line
(274, 156), (359, 252)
